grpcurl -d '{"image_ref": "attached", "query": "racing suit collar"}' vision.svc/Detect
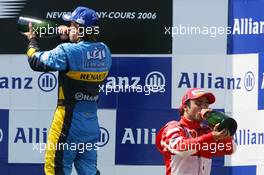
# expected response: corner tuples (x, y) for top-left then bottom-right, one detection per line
(180, 116), (201, 130)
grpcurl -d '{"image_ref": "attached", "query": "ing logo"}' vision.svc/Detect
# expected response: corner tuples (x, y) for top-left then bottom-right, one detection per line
(38, 73), (57, 92)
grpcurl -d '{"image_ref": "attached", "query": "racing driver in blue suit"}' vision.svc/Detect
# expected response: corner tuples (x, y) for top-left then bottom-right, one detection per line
(22, 6), (112, 175)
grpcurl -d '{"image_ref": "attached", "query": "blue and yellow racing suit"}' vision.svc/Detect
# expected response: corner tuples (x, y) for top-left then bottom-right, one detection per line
(27, 38), (111, 175)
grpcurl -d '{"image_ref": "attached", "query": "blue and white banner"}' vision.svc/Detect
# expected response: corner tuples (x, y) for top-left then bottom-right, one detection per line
(0, 55), (58, 110)
(172, 54), (258, 111)
(99, 57), (171, 110)
(115, 108), (178, 165)
(228, 0), (264, 54)
(258, 53), (264, 110)
(2, 0), (264, 174)
(0, 109), (8, 164)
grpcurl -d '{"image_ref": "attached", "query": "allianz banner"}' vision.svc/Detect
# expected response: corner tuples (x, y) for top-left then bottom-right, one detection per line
(0, 0), (171, 54)
(228, 0), (264, 54)
(0, 110), (8, 164)
(258, 53), (264, 110)
(98, 57), (171, 109)
(115, 108), (178, 165)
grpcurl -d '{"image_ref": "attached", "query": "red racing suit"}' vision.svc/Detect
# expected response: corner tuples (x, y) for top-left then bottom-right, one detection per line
(156, 116), (236, 175)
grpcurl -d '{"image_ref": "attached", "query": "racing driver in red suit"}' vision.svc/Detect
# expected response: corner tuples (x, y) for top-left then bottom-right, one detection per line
(156, 88), (236, 175)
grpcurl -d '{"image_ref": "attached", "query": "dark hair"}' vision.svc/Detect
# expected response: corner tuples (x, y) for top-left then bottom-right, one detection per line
(179, 100), (191, 116)
(78, 23), (99, 42)
(186, 100), (191, 108)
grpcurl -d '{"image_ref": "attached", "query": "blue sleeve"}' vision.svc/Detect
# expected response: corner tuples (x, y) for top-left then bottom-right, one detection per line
(28, 44), (68, 72)
(103, 44), (112, 70)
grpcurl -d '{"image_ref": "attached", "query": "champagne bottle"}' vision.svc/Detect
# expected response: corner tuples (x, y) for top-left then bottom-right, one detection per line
(205, 111), (237, 136)
(17, 16), (58, 38)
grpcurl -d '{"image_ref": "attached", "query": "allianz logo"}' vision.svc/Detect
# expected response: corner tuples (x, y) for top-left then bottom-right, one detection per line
(0, 76), (32, 89)
(14, 127), (48, 143)
(13, 127), (109, 147)
(261, 72), (264, 90)
(0, 72), (57, 92)
(177, 71), (255, 91)
(121, 128), (157, 145)
(100, 71), (166, 94)
(0, 128), (3, 143)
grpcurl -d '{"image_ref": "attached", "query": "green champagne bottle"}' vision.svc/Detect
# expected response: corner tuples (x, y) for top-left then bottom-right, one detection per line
(205, 111), (237, 136)
(17, 16), (58, 38)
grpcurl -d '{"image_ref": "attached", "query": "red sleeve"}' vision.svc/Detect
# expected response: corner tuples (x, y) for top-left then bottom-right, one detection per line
(198, 136), (235, 158)
(157, 121), (216, 157)
(156, 122), (236, 158)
